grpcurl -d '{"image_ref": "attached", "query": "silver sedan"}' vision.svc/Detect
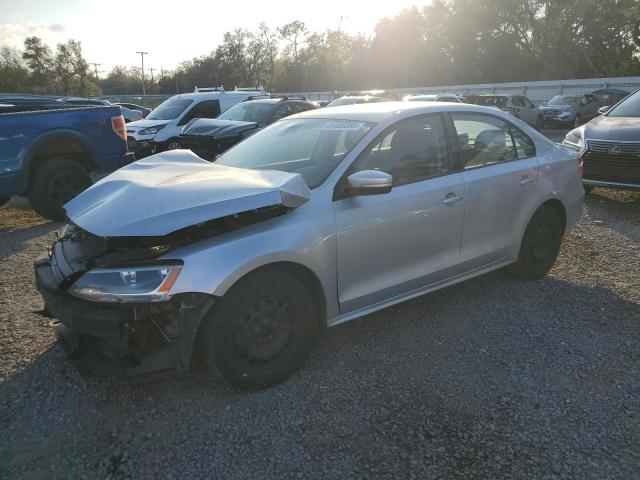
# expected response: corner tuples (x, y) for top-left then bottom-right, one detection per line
(36, 102), (584, 389)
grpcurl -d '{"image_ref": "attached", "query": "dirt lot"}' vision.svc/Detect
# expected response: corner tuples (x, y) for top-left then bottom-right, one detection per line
(1, 186), (639, 479)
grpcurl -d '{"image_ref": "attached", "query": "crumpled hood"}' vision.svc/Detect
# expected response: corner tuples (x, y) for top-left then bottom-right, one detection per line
(584, 115), (640, 142)
(181, 118), (259, 138)
(64, 150), (310, 237)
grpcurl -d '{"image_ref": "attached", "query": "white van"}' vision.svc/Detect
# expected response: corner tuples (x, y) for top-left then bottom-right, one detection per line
(126, 88), (267, 157)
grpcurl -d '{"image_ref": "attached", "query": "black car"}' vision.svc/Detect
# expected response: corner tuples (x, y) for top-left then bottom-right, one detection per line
(563, 89), (640, 192)
(115, 102), (152, 118)
(180, 97), (319, 160)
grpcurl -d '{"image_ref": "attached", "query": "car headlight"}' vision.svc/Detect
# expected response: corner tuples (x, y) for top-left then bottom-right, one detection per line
(139, 125), (166, 136)
(69, 264), (182, 303)
(558, 109), (572, 118)
(563, 131), (584, 149)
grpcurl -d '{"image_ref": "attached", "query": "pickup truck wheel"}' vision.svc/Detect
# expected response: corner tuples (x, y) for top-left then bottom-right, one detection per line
(201, 270), (318, 390)
(28, 157), (91, 221)
(509, 206), (562, 280)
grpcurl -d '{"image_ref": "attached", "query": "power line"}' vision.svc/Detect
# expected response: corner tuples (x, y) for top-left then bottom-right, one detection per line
(89, 62), (101, 80)
(136, 51), (148, 95)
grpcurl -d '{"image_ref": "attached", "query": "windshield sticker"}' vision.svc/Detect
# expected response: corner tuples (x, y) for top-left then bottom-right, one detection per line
(323, 121), (366, 131)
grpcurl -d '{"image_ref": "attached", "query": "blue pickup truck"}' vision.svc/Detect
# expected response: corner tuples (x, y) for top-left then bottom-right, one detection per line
(0, 101), (135, 220)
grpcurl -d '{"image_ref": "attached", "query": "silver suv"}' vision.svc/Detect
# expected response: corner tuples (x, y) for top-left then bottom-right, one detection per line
(36, 102), (584, 389)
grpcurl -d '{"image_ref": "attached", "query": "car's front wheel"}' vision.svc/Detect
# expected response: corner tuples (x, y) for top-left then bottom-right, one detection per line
(164, 139), (182, 151)
(509, 206), (563, 279)
(200, 270), (318, 390)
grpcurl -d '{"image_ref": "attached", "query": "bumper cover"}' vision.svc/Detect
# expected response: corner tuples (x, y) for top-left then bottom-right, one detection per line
(35, 256), (214, 375)
(583, 178), (640, 191)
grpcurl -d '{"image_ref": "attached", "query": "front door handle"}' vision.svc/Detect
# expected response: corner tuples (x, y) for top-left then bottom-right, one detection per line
(520, 175), (535, 185)
(442, 193), (463, 205)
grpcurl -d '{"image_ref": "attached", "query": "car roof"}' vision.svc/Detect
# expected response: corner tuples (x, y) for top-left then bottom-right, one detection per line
(290, 101), (517, 123)
(170, 91), (267, 101)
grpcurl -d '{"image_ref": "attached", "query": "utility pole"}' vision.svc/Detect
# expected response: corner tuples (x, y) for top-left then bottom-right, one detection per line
(136, 51), (148, 95)
(150, 67), (156, 83)
(89, 62), (101, 81)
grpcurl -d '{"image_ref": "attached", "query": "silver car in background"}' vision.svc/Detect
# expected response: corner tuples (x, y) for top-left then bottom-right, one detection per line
(35, 102), (584, 389)
(540, 93), (601, 128)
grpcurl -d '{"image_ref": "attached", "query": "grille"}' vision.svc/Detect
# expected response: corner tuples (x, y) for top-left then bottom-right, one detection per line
(583, 140), (640, 183)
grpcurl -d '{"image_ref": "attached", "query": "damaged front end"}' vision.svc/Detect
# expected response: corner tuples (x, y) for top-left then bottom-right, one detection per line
(34, 152), (312, 375)
(35, 204), (289, 375)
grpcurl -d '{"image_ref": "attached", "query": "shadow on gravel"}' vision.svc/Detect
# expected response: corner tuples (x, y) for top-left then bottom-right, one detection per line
(0, 222), (59, 261)
(1, 271), (639, 479)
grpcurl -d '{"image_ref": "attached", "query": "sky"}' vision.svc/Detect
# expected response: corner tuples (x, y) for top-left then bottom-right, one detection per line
(0, 0), (421, 75)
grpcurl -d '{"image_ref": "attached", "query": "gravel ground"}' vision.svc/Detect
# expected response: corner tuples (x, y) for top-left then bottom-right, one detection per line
(1, 187), (639, 480)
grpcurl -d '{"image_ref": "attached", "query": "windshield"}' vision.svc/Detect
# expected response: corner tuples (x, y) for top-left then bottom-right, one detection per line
(476, 96), (507, 108)
(547, 95), (580, 106)
(216, 118), (374, 188)
(147, 98), (193, 120)
(607, 90), (640, 117)
(218, 102), (276, 123)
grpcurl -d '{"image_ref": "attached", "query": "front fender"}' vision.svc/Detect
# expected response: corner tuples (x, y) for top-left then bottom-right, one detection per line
(164, 208), (340, 320)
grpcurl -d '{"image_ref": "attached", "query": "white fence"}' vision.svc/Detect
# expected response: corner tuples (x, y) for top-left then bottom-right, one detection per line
(102, 76), (640, 107)
(278, 76), (640, 104)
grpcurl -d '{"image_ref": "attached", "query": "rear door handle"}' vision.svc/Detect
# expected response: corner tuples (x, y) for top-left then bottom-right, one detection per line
(520, 175), (535, 185)
(442, 193), (463, 205)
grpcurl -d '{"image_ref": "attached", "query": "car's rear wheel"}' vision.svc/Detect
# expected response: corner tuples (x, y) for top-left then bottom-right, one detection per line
(509, 206), (563, 279)
(573, 114), (582, 128)
(200, 270), (318, 390)
(28, 157), (91, 221)
(535, 115), (544, 130)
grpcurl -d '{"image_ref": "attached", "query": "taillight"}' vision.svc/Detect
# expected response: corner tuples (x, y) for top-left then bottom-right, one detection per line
(111, 115), (126, 141)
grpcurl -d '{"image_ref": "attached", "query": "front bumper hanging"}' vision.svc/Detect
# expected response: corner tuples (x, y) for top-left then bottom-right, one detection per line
(35, 256), (214, 376)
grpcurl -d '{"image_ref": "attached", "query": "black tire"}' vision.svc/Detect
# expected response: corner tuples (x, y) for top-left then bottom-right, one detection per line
(200, 270), (318, 390)
(28, 157), (91, 221)
(0, 197), (9, 207)
(573, 114), (582, 128)
(583, 185), (595, 194)
(509, 206), (563, 279)
(535, 115), (544, 131)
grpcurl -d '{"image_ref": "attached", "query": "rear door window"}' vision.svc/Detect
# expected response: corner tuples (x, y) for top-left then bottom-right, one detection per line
(450, 114), (517, 169)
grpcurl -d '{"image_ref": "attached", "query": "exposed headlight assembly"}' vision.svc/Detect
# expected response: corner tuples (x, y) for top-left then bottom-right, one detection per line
(139, 124), (166, 136)
(69, 264), (182, 303)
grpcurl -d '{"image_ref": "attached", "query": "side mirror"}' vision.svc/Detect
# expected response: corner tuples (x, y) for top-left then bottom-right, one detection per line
(346, 170), (392, 196)
(598, 106), (610, 115)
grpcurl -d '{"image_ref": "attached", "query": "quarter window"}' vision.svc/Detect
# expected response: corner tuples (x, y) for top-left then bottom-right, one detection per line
(351, 115), (451, 187)
(451, 114), (516, 169)
(510, 126), (536, 158)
